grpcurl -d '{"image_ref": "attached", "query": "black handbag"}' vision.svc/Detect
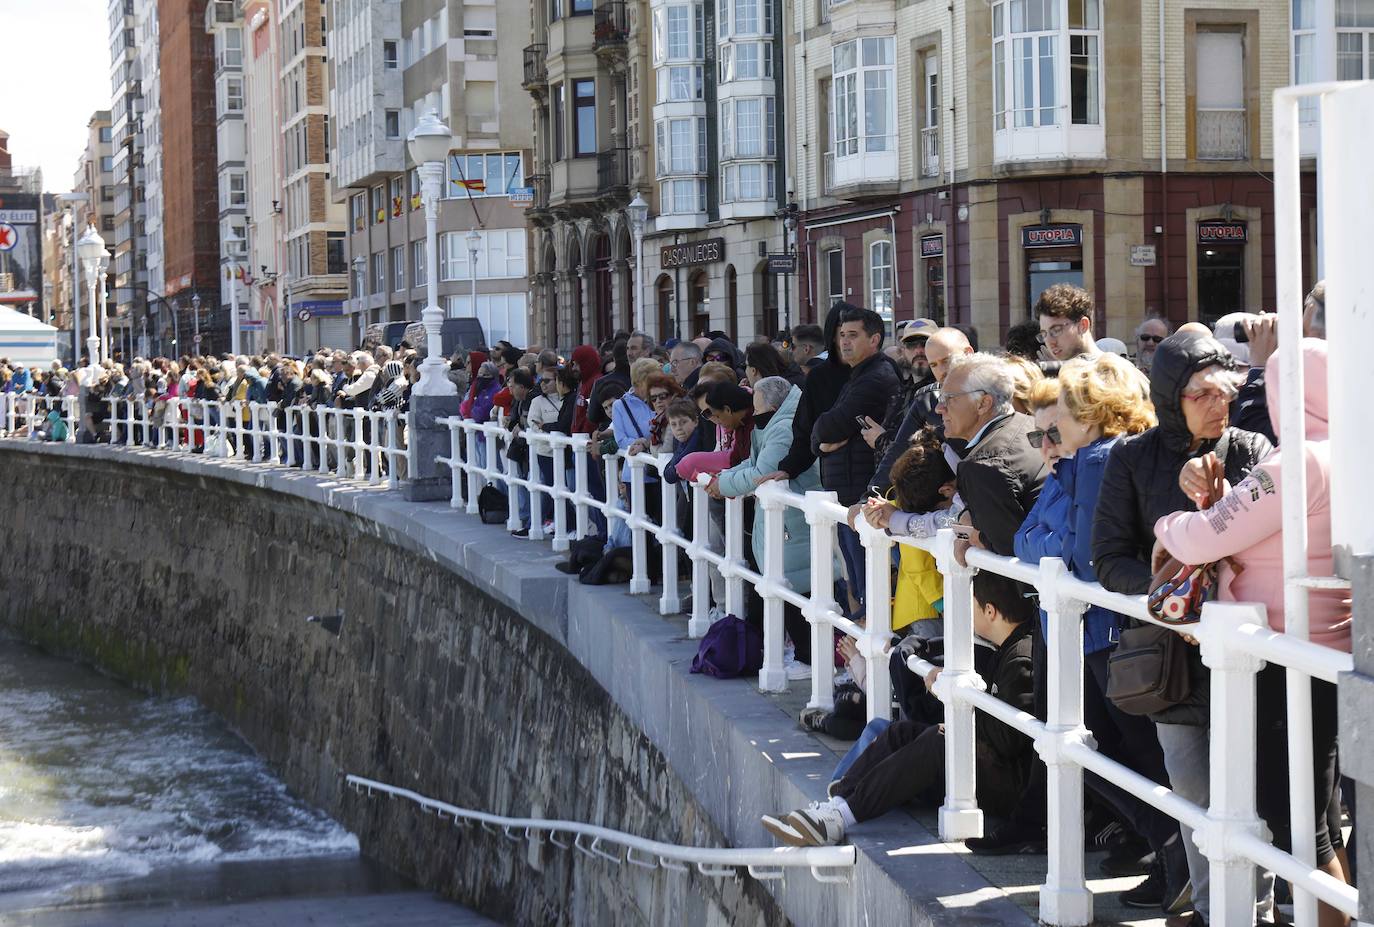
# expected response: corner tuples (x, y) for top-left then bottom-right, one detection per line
(1106, 622), (1192, 716)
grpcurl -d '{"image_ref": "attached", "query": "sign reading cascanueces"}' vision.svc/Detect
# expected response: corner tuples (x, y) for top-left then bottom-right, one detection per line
(661, 237), (725, 268)
(1022, 225), (1083, 248)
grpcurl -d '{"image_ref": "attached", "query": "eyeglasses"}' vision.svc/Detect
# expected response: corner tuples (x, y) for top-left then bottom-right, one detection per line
(705, 354), (728, 363)
(936, 388), (986, 405)
(1138, 334), (1165, 344)
(1035, 321), (1075, 345)
(1180, 387), (1238, 406)
(901, 337), (926, 348)
(649, 391), (671, 402)
(669, 357), (697, 368)
(1027, 426), (1062, 448)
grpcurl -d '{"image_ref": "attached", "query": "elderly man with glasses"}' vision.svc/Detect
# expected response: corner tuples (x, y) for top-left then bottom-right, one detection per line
(1134, 316), (1170, 373)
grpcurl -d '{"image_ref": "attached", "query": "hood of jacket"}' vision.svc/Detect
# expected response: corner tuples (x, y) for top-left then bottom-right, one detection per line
(704, 337), (744, 370)
(1265, 337), (1328, 441)
(1148, 331), (1238, 452)
(571, 345), (602, 393)
(466, 350), (489, 380)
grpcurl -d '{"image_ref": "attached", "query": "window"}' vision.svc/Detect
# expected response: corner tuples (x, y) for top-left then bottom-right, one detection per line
(869, 240), (894, 318)
(992, 0), (1101, 130)
(351, 192), (367, 231)
(832, 37), (894, 157)
(656, 117), (707, 175)
(101, 155), (115, 172)
(220, 27), (242, 68)
(446, 152), (524, 198)
(371, 185), (385, 223)
(228, 172), (247, 206)
(383, 41), (398, 69)
(99, 126), (112, 143)
(660, 179), (707, 214)
(660, 65), (704, 101)
(668, 7), (691, 57)
(552, 83), (565, 160)
(573, 79), (596, 156)
(385, 110), (401, 139)
(549, 0), (560, 23)
(392, 245), (405, 291)
(825, 248), (844, 305)
(1335, 0), (1374, 79)
(224, 77), (244, 113)
(654, 2), (704, 63)
(327, 232), (347, 275)
(1195, 30), (1246, 160)
(413, 241), (428, 286)
(440, 229), (529, 280)
(921, 53), (941, 177)
(389, 176), (404, 216)
(573, 0), (592, 14)
(373, 252), (386, 293)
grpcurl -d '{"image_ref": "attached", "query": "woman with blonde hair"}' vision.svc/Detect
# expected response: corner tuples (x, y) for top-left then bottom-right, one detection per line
(1052, 352), (1188, 912)
(1002, 354), (1045, 415)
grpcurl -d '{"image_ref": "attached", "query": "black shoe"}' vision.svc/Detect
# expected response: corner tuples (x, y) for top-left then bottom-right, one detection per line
(511, 528), (529, 538)
(1100, 832), (1155, 877)
(965, 821), (1046, 856)
(1159, 834), (1193, 915)
(1119, 860), (1165, 909)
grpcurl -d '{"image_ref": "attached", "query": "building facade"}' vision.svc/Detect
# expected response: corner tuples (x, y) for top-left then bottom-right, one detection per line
(108, 0), (150, 342)
(73, 113), (121, 355)
(788, 0), (1332, 347)
(281, 0), (349, 351)
(241, 0), (286, 352)
(137, 0), (168, 355)
(332, 0), (536, 350)
(206, 0), (253, 350)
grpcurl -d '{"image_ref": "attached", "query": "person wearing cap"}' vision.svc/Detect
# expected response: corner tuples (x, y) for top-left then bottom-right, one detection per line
(861, 319), (941, 459)
(1095, 337), (1130, 359)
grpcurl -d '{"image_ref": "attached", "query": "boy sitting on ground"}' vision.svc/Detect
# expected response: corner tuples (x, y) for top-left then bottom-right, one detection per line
(760, 569), (1036, 847)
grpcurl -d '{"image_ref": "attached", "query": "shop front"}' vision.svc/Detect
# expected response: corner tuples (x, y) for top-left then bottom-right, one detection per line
(1196, 220), (1247, 325)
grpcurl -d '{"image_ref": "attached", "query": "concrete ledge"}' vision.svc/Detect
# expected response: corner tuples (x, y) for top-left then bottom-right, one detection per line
(0, 440), (1033, 927)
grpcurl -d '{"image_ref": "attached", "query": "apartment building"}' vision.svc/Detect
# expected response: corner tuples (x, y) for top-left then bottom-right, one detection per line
(333, 0), (536, 349)
(204, 1), (252, 351)
(790, 0), (1332, 345)
(138, 0), (167, 355)
(74, 113), (120, 353)
(522, 0), (647, 346)
(280, 0), (350, 351)
(108, 0), (149, 338)
(241, 0), (286, 351)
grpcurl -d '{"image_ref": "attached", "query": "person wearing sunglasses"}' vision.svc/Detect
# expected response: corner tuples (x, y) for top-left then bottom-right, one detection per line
(1134, 317), (1170, 373)
(1035, 283), (1102, 363)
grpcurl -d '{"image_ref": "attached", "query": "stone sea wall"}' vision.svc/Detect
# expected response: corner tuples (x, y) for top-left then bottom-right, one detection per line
(0, 447), (781, 927)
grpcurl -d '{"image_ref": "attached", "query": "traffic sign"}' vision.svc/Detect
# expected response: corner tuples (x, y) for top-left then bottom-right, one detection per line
(0, 223), (17, 252)
(193, 334), (203, 346)
(296, 308), (312, 322)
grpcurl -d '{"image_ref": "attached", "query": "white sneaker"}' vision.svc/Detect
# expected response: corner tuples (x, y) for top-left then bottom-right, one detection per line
(706, 605), (727, 624)
(785, 800), (847, 847)
(785, 658), (812, 681)
(760, 813), (807, 846)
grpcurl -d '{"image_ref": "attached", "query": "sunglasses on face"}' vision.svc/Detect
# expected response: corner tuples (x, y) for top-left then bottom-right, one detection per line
(1138, 334), (1165, 344)
(706, 353), (728, 362)
(649, 391), (671, 402)
(1027, 425), (1062, 448)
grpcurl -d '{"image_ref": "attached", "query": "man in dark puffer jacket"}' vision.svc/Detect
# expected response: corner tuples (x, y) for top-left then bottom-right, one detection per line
(1092, 330), (1271, 919)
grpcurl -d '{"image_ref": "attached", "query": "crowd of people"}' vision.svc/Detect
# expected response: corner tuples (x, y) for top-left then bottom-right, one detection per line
(1, 280), (1346, 925)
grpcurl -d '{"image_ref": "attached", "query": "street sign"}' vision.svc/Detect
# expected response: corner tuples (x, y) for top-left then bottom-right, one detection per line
(1130, 245), (1157, 267)
(0, 222), (17, 252)
(193, 334), (203, 346)
(766, 253), (796, 274)
(240, 320), (266, 330)
(296, 308), (312, 323)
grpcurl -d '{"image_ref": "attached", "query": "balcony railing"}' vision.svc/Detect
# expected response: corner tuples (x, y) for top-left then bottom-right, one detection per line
(593, 1), (629, 50)
(522, 45), (548, 90)
(920, 126), (940, 178)
(1197, 107), (1247, 160)
(822, 152), (834, 195)
(529, 173), (551, 211)
(597, 147), (629, 194)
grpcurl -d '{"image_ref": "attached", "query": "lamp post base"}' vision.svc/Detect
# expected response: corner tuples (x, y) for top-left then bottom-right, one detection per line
(403, 394), (463, 501)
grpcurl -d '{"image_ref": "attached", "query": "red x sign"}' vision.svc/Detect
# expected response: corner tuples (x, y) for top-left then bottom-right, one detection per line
(0, 223), (16, 252)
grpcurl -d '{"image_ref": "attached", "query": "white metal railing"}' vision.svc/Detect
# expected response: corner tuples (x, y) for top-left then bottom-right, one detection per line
(345, 774), (855, 882)
(920, 125), (941, 177)
(1196, 107), (1248, 160)
(0, 393), (79, 441)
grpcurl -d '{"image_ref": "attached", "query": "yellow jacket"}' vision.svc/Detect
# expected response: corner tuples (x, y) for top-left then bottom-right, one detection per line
(893, 544), (943, 630)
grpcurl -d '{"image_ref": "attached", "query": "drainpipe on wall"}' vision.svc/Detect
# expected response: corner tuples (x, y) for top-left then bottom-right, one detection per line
(1159, 0), (1171, 320)
(946, 0), (958, 325)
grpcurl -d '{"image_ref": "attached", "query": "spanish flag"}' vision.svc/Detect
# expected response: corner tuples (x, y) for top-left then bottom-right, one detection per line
(451, 178), (486, 192)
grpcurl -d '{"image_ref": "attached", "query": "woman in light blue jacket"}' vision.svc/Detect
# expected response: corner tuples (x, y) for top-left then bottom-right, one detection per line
(712, 377), (820, 667)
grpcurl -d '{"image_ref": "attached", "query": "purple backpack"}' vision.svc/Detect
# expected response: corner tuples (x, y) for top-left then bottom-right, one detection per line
(690, 613), (763, 679)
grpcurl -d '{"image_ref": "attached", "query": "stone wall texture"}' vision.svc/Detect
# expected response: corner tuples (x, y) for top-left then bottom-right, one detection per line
(0, 448), (782, 927)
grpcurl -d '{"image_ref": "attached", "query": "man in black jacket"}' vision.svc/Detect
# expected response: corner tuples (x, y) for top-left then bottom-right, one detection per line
(811, 305), (900, 609)
(761, 570), (1037, 847)
(937, 353), (1045, 558)
(1092, 330), (1271, 920)
(863, 318), (938, 461)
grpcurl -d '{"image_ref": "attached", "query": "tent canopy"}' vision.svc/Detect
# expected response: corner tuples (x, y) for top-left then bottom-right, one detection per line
(0, 304), (60, 368)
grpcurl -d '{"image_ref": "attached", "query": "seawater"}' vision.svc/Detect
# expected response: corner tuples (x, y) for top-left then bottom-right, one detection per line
(0, 636), (358, 909)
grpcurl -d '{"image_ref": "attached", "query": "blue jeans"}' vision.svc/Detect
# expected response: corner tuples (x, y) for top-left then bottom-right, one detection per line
(833, 718), (891, 781)
(836, 524), (866, 617)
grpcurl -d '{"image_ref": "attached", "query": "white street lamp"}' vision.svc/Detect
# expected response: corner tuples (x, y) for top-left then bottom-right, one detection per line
(98, 252), (110, 361)
(466, 227), (481, 318)
(192, 292), (202, 354)
(408, 110), (457, 397)
(76, 224), (106, 368)
(626, 193), (648, 334)
(224, 229), (244, 355)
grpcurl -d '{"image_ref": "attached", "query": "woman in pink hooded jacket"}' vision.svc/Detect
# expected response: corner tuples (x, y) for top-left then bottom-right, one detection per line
(1153, 338), (1349, 918)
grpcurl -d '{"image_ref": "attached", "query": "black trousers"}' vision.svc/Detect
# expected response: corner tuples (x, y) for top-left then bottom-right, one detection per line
(835, 719), (1023, 823)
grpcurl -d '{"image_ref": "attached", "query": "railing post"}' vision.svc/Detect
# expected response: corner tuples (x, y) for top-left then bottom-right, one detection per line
(572, 435), (590, 540)
(234, 400), (248, 460)
(316, 407), (329, 473)
(757, 484), (788, 693)
(218, 401), (233, 458)
(628, 456), (650, 594)
(386, 410), (401, 490)
(688, 479), (712, 637)
(65, 395), (78, 443)
(526, 442), (547, 542)
(1196, 601), (1267, 927)
(803, 490), (839, 711)
(723, 494), (745, 619)
(501, 431), (522, 532)
(284, 406), (298, 467)
(658, 457), (680, 614)
(858, 512), (894, 723)
(933, 528), (983, 839)
(1036, 555), (1093, 927)
(550, 438), (570, 552)
(334, 409), (348, 478)
(445, 419), (464, 508)
(464, 425), (481, 514)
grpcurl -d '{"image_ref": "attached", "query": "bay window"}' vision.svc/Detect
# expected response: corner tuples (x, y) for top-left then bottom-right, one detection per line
(661, 179), (707, 214)
(830, 37), (896, 184)
(660, 65), (704, 102)
(991, 0), (1103, 160)
(656, 117), (707, 175)
(654, 2), (705, 64)
(573, 79), (596, 157)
